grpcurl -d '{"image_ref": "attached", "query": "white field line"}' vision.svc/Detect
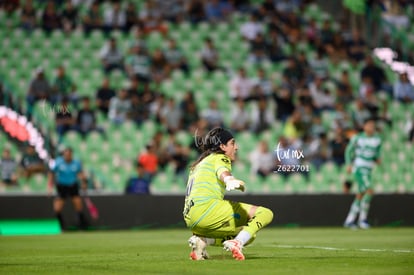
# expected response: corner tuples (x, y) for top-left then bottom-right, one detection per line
(268, 244), (414, 253)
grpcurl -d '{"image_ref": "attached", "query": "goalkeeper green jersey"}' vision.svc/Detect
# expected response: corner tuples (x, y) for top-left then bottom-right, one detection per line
(345, 133), (381, 170)
(185, 153), (231, 204)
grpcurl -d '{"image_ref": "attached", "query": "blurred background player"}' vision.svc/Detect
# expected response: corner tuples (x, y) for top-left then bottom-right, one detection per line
(183, 127), (273, 261)
(344, 118), (382, 229)
(48, 147), (88, 230)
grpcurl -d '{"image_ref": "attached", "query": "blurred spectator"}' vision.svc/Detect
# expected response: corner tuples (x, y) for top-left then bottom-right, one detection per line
(157, 0), (185, 23)
(360, 55), (388, 93)
(129, 94), (149, 126)
(229, 67), (253, 101)
(308, 48), (329, 80)
(200, 37), (221, 73)
(0, 148), (18, 186)
(139, 1), (168, 35)
(351, 98), (372, 131)
(164, 38), (190, 75)
(297, 87), (314, 109)
(138, 143), (159, 180)
(186, 0), (205, 24)
(20, 145), (47, 179)
(299, 103), (315, 135)
(99, 37), (124, 75)
(283, 110), (305, 142)
(82, 1), (103, 34)
(95, 77), (116, 116)
(296, 51), (311, 81)
(249, 140), (274, 178)
(326, 32), (347, 61)
(151, 48), (169, 84)
(332, 103), (352, 131)
(283, 57), (305, 88)
(280, 12), (301, 45)
(309, 81), (336, 112)
(251, 68), (276, 99)
(180, 94), (199, 131)
(55, 97), (75, 141)
(165, 134), (190, 180)
(258, 0), (276, 18)
(240, 13), (264, 41)
(267, 29), (286, 62)
(230, 98), (250, 132)
(159, 97), (182, 133)
(128, 27), (148, 54)
(27, 68), (51, 119)
(346, 30), (367, 62)
(126, 75), (144, 98)
(307, 133), (331, 171)
(359, 75), (375, 99)
(248, 33), (270, 64)
(61, 0), (78, 33)
(309, 115), (325, 138)
(151, 131), (168, 168)
(125, 44), (152, 83)
(52, 66), (77, 105)
(330, 128), (348, 166)
(335, 70), (354, 106)
(125, 2), (139, 32)
(103, 1), (126, 32)
(139, 0), (162, 22)
(41, 1), (62, 34)
(125, 162), (151, 194)
(393, 72), (414, 103)
(152, 94), (166, 123)
(1, 0), (19, 15)
(20, 0), (37, 31)
(320, 19), (334, 45)
(251, 97), (274, 134)
(201, 99), (224, 128)
(273, 88), (295, 122)
(205, 0), (233, 23)
(108, 89), (131, 125)
(75, 97), (104, 138)
(304, 19), (318, 45)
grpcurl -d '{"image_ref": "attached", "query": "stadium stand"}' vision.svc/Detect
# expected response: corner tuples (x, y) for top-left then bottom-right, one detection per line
(0, 0), (413, 195)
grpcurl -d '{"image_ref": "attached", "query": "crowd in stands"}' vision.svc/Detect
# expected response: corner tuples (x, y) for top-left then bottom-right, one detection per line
(1, 0), (414, 191)
(0, 146), (48, 186)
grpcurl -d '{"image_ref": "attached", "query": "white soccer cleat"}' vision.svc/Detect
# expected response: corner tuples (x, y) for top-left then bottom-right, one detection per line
(359, 221), (371, 229)
(223, 239), (245, 261)
(188, 235), (209, 260)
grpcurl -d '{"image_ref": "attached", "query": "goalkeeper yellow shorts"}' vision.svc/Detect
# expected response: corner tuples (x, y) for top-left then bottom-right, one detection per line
(184, 199), (255, 238)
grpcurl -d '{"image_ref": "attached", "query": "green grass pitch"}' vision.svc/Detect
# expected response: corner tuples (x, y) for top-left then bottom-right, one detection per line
(1, 228), (413, 274)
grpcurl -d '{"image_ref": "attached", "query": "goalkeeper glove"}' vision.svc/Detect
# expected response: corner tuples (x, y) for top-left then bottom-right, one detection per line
(223, 176), (245, 192)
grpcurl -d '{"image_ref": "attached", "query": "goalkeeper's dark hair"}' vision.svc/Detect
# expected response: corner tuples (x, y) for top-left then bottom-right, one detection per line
(190, 127), (233, 170)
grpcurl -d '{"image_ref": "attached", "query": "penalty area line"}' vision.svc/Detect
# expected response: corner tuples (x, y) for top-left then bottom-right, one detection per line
(268, 244), (414, 253)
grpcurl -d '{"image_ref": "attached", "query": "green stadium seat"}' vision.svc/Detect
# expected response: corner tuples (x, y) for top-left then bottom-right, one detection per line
(151, 172), (172, 194)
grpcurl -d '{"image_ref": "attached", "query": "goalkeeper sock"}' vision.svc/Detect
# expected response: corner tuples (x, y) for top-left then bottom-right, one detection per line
(235, 230), (251, 246)
(345, 199), (360, 224)
(359, 194), (372, 223)
(240, 206), (274, 243)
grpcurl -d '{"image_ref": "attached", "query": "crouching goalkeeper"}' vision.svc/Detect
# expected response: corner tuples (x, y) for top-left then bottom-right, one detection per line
(183, 127), (274, 261)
